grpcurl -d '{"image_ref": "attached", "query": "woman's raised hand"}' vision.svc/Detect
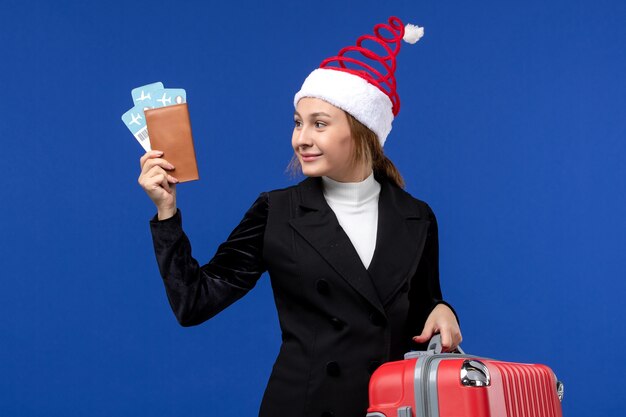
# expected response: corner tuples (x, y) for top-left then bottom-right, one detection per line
(138, 150), (179, 220)
(412, 304), (463, 352)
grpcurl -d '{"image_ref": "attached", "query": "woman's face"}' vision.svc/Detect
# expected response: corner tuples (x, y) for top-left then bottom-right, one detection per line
(292, 97), (370, 182)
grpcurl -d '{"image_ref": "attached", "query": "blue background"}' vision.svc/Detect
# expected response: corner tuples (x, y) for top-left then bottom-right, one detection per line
(1, 0), (624, 415)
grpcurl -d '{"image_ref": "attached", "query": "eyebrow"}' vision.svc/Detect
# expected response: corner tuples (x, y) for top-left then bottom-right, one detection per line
(294, 111), (332, 118)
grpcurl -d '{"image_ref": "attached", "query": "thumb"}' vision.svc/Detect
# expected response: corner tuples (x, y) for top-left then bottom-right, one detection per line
(413, 326), (435, 344)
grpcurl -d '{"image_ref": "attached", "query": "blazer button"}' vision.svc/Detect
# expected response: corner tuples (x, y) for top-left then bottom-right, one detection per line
(329, 317), (344, 330)
(369, 311), (386, 326)
(321, 412), (335, 417)
(316, 279), (330, 295)
(326, 361), (341, 377)
(368, 360), (381, 374)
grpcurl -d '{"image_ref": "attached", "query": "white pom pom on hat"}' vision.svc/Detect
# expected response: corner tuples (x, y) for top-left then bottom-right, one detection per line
(294, 17), (424, 147)
(403, 23), (424, 44)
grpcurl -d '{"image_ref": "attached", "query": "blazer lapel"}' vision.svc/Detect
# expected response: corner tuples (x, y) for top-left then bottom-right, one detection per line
(288, 176), (385, 316)
(366, 177), (430, 306)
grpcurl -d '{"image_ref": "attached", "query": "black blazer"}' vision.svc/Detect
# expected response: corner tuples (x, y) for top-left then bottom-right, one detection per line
(150, 174), (457, 417)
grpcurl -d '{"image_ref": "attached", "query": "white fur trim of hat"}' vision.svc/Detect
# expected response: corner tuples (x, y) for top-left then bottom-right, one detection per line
(294, 68), (394, 147)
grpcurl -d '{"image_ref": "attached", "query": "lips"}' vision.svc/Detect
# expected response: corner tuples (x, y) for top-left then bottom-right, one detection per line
(301, 153), (322, 162)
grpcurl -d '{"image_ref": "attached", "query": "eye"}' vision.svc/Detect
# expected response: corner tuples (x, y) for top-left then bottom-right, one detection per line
(315, 121), (327, 128)
(294, 119), (303, 128)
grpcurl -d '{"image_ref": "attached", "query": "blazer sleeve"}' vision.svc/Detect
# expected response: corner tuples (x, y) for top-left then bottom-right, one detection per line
(406, 203), (460, 342)
(149, 192), (269, 326)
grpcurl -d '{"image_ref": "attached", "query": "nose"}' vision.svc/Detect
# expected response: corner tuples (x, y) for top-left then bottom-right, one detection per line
(294, 125), (313, 149)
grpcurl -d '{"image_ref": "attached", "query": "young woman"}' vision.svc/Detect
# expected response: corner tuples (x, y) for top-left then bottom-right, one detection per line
(139, 17), (461, 417)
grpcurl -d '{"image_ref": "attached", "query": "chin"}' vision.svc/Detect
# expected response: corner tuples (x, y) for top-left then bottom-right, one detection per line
(302, 169), (323, 177)
(300, 165), (325, 178)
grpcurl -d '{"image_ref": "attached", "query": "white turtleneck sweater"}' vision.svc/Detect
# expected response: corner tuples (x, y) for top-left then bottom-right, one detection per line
(321, 172), (381, 269)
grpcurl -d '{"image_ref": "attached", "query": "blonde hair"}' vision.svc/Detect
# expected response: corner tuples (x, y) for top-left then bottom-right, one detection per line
(287, 111), (405, 188)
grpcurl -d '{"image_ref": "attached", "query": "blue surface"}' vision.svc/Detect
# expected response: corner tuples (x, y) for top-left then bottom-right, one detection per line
(1, 0), (624, 415)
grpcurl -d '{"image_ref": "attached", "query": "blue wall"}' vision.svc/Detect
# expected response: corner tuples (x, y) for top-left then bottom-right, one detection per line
(1, 0), (624, 415)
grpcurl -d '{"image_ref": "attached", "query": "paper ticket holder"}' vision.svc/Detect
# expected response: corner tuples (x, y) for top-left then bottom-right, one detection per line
(145, 103), (199, 182)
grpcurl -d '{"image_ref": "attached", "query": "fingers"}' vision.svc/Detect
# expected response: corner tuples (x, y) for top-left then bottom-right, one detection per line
(139, 150), (176, 175)
(440, 329), (453, 352)
(414, 327), (463, 352)
(138, 150), (178, 186)
(413, 304), (464, 352)
(140, 150), (163, 168)
(439, 327), (463, 352)
(412, 326), (435, 344)
(145, 163), (178, 182)
(455, 330), (463, 350)
(158, 172), (172, 194)
(138, 164), (179, 191)
(142, 157), (175, 177)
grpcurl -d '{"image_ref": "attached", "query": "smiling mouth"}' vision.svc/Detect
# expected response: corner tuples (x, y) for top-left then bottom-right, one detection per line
(301, 154), (321, 162)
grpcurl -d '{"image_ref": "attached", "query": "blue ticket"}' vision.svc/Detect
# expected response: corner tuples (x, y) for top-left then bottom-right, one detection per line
(143, 88), (187, 108)
(121, 105), (150, 151)
(131, 82), (164, 107)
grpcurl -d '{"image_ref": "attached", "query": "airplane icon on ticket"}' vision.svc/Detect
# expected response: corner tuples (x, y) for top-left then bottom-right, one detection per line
(136, 91), (151, 102)
(129, 113), (142, 126)
(156, 93), (172, 106)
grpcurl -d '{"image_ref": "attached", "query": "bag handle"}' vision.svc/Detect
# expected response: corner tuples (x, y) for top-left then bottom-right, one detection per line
(404, 334), (466, 359)
(427, 334), (465, 355)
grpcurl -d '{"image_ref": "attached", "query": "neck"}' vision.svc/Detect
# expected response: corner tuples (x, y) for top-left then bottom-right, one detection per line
(321, 171), (379, 206)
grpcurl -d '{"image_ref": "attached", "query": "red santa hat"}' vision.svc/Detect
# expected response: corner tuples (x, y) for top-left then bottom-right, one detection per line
(294, 16), (424, 147)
